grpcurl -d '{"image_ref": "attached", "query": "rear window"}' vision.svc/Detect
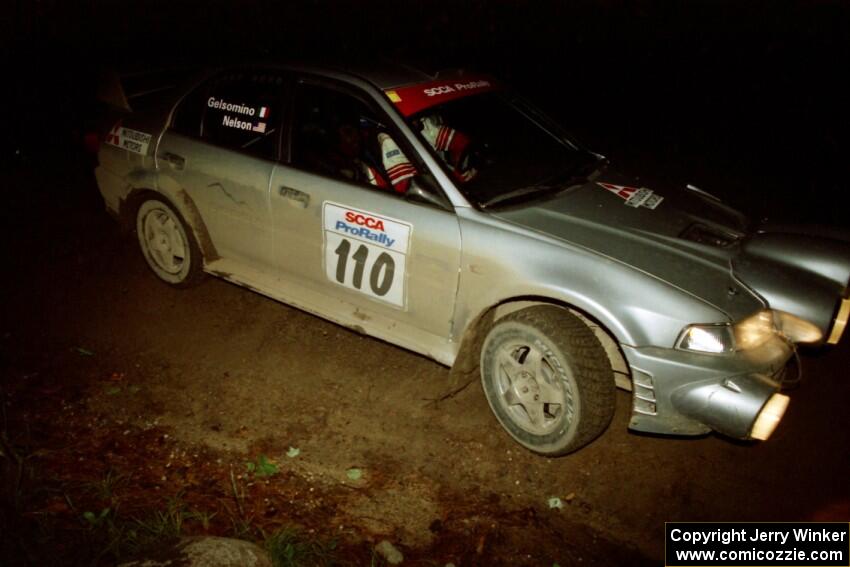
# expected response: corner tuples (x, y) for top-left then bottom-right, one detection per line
(171, 70), (285, 160)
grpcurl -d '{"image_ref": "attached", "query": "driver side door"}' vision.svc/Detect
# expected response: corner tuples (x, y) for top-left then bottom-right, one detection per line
(268, 79), (462, 353)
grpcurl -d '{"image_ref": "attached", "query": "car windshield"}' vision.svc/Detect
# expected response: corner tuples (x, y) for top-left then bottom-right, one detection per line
(404, 92), (596, 208)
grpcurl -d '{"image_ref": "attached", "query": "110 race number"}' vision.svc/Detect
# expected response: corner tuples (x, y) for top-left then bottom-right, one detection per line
(333, 238), (394, 296)
(322, 203), (411, 308)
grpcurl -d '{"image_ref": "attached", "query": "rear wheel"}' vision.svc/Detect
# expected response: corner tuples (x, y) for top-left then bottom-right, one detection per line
(135, 196), (204, 287)
(480, 305), (615, 456)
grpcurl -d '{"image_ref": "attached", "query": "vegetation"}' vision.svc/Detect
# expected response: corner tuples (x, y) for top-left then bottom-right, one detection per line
(265, 527), (340, 567)
(0, 429), (365, 566)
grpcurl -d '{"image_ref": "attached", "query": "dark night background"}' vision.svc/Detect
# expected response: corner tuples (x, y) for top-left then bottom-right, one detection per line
(2, 2), (850, 564)
(4, 0), (849, 227)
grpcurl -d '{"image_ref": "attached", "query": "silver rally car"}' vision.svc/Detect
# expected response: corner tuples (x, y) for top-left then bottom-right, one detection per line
(94, 62), (850, 455)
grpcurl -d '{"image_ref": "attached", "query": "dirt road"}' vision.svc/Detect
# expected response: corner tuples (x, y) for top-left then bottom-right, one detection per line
(1, 156), (848, 565)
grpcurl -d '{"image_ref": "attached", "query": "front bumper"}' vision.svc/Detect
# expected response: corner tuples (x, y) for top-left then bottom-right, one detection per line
(622, 335), (793, 438)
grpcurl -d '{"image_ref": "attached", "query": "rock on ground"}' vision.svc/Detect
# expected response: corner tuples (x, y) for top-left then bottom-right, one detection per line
(375, 539), (404, 565)
(118, 536), (272, 567)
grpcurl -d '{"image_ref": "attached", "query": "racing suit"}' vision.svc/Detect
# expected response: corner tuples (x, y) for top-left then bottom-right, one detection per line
(364, 117), (476, 193)
(418, 116), (477, 182)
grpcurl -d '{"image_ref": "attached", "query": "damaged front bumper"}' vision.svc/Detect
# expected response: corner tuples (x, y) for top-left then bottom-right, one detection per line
(622, 335), (794, 439)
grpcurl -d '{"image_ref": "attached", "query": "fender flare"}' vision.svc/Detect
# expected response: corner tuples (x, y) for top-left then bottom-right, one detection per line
(120, 184), (219, 264)
(452, 297), (630, 390)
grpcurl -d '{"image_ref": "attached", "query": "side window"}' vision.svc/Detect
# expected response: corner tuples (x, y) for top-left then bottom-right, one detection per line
(170, 82), (207, 138)
(290, 83), (419, 195)
(200, 71), (284, 160)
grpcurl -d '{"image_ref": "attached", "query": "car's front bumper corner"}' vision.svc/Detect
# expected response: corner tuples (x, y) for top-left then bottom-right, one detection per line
(670, 372), (786, 439)
(622, 340), (793, 440)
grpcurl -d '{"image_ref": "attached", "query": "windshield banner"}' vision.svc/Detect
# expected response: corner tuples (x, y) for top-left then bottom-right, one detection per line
(385, 75), (499, 116)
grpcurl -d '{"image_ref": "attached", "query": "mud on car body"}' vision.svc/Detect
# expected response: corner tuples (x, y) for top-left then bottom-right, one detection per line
(92, 62), (850, 456)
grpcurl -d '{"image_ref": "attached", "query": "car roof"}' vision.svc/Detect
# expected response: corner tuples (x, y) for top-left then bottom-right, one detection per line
(109, 58), (472, 106)
(331, 59), (438, 90)
(259, 57), (467, 91)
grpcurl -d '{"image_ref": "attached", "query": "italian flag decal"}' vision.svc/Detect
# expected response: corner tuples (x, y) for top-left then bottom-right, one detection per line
(258, 106), (269, 118)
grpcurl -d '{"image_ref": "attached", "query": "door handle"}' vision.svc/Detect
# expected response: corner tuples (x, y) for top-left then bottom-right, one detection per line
(279, 186), (310, 208)
(159, 151), (185, 170)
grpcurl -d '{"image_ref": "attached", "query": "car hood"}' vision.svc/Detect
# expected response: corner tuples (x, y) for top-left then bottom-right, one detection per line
(489, 170), (763, 320)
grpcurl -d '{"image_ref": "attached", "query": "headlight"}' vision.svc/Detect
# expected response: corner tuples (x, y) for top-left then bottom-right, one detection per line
(677, 324), (735, 353)
(677, 310), (778, 354)
(775, 311), (823, 344)
(733, 310), (776, 350)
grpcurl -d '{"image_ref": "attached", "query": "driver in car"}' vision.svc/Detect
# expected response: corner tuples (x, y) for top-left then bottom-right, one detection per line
(417, 114), (477, 183)
(357, 115), (478, 194)
(359, 113), (477, 194)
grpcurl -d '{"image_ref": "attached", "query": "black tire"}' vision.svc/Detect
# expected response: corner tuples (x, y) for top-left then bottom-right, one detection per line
(135, 195), (205, 288)
(480, 305), (615, 456)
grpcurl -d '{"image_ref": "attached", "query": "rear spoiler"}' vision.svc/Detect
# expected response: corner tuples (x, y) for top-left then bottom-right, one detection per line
(96, 67), (196, 112)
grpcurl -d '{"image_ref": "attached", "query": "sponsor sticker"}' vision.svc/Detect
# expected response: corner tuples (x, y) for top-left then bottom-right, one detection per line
(104, 122), (152, 155)
(423, 80), (491, 98)
(597, 182), (664, 209)
(385, 75), (499, 116)
(642, 192), (664, 210)
(322, 202), (412, 308)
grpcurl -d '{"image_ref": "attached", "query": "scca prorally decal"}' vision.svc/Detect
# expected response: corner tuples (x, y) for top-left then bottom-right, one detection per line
(423, 79), (492, 97)
(324, 205), (411, 254)
(597, 182), (664, 209)
(384, 75), (499, 117)
(322, 202), (412, 308)
(334, 212), (397, 248)
(104, 122), (152, 155)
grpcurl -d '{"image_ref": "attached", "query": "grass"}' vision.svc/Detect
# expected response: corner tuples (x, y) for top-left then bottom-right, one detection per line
(370, 551), (388, 567)
(85, 467), (127, 502)
(0, 376), (360, 565)
(246, 454), (280, 477)
(227, 510), (258, 540)
(3, 459), (363, 567)
(1, 419), (354, 566)
(265, 527), (339, 567)
(0, 412), (44, 516)
(133, 494), (188, 540)
(187, 507), (217, 531)
(82, 491), (192, 562)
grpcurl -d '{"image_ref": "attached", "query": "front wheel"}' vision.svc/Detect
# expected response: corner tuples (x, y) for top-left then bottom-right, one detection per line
(480, 305), (615, 456)
(135, 196), (204, 287)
